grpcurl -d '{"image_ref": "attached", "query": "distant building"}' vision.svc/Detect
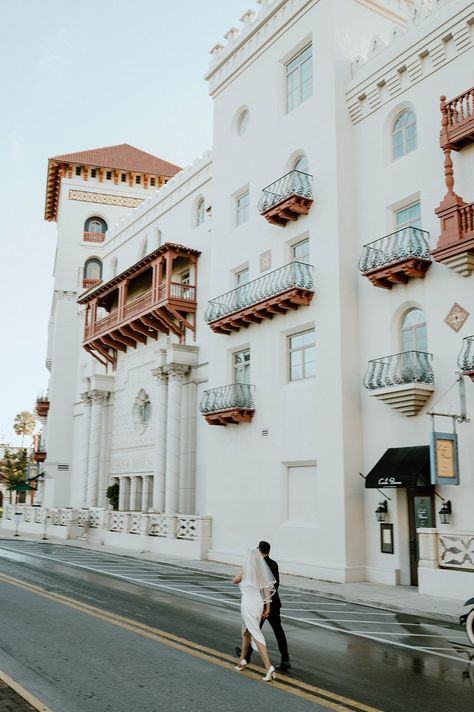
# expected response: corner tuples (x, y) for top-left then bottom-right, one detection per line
(4, 0), (474, 600)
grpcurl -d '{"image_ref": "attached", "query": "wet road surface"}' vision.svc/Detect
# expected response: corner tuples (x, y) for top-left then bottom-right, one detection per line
(0, 540), (472, 711)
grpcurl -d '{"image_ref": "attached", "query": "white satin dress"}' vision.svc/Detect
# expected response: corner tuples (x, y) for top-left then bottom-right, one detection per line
(240, 583), (266, 651)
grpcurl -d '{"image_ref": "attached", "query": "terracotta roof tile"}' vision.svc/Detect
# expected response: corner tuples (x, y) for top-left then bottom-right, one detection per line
(51, 143), (181, 176)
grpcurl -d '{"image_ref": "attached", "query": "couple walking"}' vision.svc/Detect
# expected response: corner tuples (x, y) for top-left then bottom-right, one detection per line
(233, 540), (290, 682)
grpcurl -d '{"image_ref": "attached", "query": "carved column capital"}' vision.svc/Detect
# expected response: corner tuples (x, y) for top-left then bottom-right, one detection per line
(80, 392), (92, 406)
(151, 366), (168, 385)
(89, 389), (109, 403)
(165, 363), (189, 382)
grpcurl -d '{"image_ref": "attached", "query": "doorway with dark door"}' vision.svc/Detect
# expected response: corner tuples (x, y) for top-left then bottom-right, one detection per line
(407, 486), (435, 586)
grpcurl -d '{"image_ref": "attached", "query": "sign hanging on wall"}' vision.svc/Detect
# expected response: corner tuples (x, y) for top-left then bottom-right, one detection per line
(429, 431), (459, 485)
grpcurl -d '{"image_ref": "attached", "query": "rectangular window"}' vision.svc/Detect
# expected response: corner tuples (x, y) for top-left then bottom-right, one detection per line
(233, 349), (250, 384)
(395, 202), (421, 230)
(235, 268), (249, 287)
(135, 175), (141, 184)
(91, 168), (97, 178)
(286, 45), (313, 113)
(292, 238), (310, 264)
(75, 166), (82, 176)
(121, 173), (127, 183)
(288, 329), (315, 381)
(106, 170), (112, 180)
(150, 177), (156, 186)
(236, 191), (250, 227)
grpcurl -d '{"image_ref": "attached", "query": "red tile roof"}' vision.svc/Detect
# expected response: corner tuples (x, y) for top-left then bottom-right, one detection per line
(51, 143), (181, 176)
(45, 144), (181, 222)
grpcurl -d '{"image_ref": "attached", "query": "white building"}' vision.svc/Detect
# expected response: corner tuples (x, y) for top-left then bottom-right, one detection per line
(5, 0), (474, 600)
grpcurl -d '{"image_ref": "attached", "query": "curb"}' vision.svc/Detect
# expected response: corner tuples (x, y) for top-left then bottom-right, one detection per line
(0, 672), (54, 712)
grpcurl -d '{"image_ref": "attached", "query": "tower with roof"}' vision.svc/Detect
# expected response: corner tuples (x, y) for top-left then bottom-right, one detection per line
(42, 144), (181, 507)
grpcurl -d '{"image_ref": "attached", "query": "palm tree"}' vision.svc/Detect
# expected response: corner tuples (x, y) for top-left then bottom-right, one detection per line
(13, 411), (36, 447)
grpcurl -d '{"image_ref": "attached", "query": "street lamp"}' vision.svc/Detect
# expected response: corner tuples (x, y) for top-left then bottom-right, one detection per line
(375, 500), (388, 522)
(438, 500), (452, 525)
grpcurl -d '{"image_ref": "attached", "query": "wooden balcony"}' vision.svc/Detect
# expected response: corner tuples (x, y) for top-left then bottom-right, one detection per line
(359, 227), (432, 289)
(364, 351), (434, 416)
(432, 197), (474, 276)
(440, 89), (474, 151)
(205, 262), (314, 334)
(78, 242), (200, 368)
(35, 397), (50, 419)
(458, 335), (474, 382)
(83, 231), (106, 243)
(257, 170), (313, 226)
(200, 384), (255, 426)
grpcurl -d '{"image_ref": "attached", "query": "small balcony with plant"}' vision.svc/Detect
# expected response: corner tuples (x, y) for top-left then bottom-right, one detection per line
(363, 351), (435, 416)
(458, 335), (474, 382)
(358, 227), (432, 289)
(204, 262), (314, 334)
(35, 394), (50, 419)
(200, 384), (255, 426)
(257, 170), (313, 226)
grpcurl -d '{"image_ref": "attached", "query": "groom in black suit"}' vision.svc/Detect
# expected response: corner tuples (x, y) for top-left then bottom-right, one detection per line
(236, 540), (291, 672)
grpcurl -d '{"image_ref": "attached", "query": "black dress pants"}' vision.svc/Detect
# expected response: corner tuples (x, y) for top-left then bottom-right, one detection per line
(246, 607), (289, 663)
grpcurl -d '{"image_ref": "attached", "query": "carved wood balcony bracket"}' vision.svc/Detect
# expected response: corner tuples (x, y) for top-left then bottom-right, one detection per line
(362, 258), (431, 290)
(261, 195), (313, 226)
(203, 408), (255, 426)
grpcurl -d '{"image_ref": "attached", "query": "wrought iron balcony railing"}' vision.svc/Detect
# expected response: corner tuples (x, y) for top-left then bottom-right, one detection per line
(205, 262), (313, 324)
(458, 335), (474, 374)
(257, 170), (313, 213)
(200, 383), (255, 418)
(358, 227), (431, 273)
(364, 351), (434, 390)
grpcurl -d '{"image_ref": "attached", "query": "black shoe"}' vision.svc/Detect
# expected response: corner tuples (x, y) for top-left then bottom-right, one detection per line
(235, 646), (242, 658)
(277, 662), (291, 673)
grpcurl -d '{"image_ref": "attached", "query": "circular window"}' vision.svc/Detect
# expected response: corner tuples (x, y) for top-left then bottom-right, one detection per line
(237, 109), (249, 136)
(132, 389), (152, 434)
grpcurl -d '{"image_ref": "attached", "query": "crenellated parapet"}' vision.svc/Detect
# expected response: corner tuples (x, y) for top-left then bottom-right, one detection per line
(347, 0), (472, 124)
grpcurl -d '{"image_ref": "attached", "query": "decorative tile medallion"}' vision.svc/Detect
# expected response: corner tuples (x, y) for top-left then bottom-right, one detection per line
(260, 250), (271, 272)
(444, 303), (470, 332)
(69, 190), (144, 209)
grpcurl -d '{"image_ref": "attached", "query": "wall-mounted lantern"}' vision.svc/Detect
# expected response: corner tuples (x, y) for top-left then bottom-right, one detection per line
(375, 500), (388, 522)
(438, 500), (452, 525)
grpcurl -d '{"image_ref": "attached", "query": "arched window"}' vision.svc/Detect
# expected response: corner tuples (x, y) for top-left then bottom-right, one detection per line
(84, 216), (107, 234)
(139, 239), (148, 259)
(84, 258), (102, 282)
(392, 111), (417, 159)
(401, 308), (427, 353)
(196, 198), (205, 226)
(236, 109), (249, 136)
(111, 257), (118, 278)
(293, 154), (309, 173)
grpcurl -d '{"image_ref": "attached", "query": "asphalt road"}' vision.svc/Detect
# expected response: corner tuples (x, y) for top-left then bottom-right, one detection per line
(0, 540), (472, 712)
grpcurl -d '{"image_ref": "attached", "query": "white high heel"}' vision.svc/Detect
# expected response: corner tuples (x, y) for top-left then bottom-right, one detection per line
(262, 665), (276, 682)
(235, 659), (248, 671)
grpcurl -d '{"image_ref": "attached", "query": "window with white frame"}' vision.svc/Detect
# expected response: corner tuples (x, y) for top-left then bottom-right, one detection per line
(288, 329), (315, 381)
(395, 202), (421, 230)
(235, 267), (249, 287)
(286, 45), (313, 113)
(401, 308), (428, 352)
(237, 109), (249, 136)
(392, 110), (417, 159)
(236, 191), (250, 227)
(292, 238), (310, 264)
(233, 349), (251, 384)
(196, 198), (205, 226)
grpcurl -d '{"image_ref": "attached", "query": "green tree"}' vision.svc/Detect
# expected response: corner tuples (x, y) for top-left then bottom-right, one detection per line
(0, 449), (25, 503)
(106, 483), (120, 510)
(13, 411), (36, 446)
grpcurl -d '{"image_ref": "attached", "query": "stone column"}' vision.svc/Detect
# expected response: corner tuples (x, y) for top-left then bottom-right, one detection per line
(80, 392), (92, 507)
(151, 367), (168, 512)
(179, 380), (197, 514)
(141, 476), (150, 513)
(86, 390), (109, 507)
(119, 477), (130, 511)
(164, 364), (188, 515)
(130, 476), (138, 511)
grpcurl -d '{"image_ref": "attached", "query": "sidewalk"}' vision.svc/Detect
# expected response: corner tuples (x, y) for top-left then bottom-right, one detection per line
(0, 675), (46, 712)
(0, 531), (465, 625)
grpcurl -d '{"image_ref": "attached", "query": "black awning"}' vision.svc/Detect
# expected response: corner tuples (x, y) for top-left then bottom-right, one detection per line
(365, 446), (431, 488)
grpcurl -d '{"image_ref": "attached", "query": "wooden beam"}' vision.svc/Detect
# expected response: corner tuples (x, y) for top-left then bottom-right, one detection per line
(112, 330), (136, 348)
(120, 325), (146, 344)
(100, 335), (127, 352)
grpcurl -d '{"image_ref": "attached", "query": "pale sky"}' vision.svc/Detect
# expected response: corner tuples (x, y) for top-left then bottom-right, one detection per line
(0, 0), (249, 444)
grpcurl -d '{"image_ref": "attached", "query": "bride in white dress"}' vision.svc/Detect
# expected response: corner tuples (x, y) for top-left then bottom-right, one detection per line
(233, 548), (277, 681)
